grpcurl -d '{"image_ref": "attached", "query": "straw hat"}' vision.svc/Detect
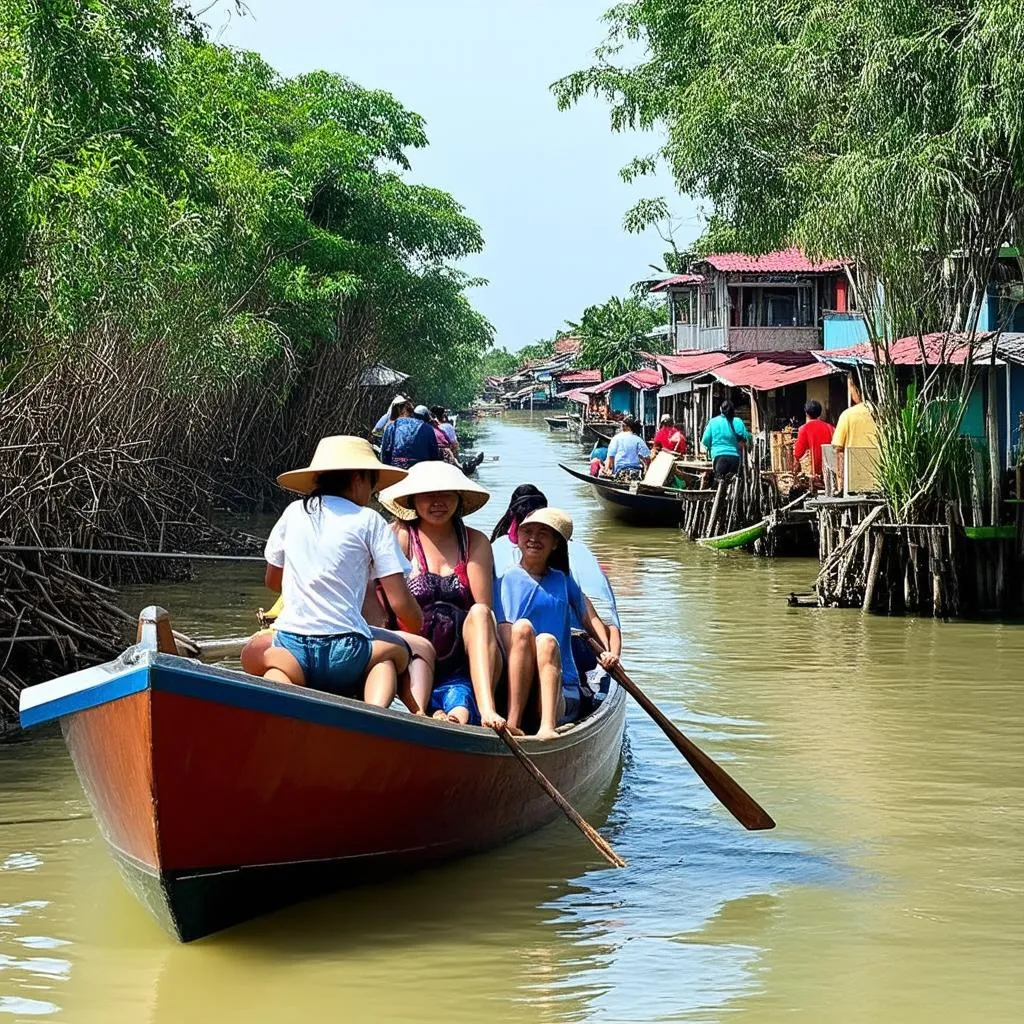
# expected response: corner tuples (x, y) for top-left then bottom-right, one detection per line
(378, 460), (490, 521)
(277, 436), (407, 494)
(520, 507), (573, 542)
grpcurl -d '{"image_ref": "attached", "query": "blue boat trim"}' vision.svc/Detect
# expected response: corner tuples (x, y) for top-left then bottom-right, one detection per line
(19, 666), (151, 729)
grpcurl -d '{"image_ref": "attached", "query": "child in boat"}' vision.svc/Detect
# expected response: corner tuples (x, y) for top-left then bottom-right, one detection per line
(491, 485), (622, 690)
(259, 436), (424, 706)
(495, 508), (615, 740)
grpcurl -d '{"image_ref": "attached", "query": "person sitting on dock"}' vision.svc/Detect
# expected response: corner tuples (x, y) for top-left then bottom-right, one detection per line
(380, 401), (441, 469)
(496, 508), (615, 740)
(604, 417), (650, 481)
(650, 414), (687, 457)
(701, 400), (749, 480)
(833, 374), (879, 494)
(259, 436), (424, 706)
(792, 400), (834, 485)
(377, 461), (508, 729)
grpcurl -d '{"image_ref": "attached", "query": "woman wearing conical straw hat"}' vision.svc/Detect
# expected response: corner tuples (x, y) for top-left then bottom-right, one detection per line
(495, 507), (614, 740)
(377, 461), (511, 730)
(256, 436), (424, 706)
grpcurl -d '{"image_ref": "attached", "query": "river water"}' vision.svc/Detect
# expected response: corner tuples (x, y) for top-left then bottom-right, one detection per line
(1, 413), (1023, 1023)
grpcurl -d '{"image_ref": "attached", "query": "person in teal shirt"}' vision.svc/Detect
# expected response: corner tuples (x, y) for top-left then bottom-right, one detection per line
(701, 400), (750, 479)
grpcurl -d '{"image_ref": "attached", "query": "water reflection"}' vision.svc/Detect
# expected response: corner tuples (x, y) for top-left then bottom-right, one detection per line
(3, 414), (1022, 1022)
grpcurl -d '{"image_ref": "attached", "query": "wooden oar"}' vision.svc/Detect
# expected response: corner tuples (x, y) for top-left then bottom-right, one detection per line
(493, 724), (627, 868)
(586, 638), (775, 831)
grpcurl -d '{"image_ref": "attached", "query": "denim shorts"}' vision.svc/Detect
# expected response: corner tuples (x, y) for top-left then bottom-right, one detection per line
(429, 678), (480, 725)
(272, 630), (372, 697)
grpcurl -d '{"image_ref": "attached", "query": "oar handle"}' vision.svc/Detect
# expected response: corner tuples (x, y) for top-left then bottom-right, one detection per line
(494, 724), (627, 868)
(587, 637), (775, 831)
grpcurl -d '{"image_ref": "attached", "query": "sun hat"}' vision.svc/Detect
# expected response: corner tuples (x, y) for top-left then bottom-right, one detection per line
(390, 394), (410, 407)
(660, 413), (672, 424)
(378, 460), (490, 521)
(413, 404), (432, 420)
(519, 507), (573, 543)
(277, 436), (406, 494)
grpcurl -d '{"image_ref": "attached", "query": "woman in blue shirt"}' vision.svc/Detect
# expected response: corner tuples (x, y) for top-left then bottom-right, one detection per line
(700, 400), (750, 480)
(604, 417), (650, 480)
(495, 508), (616, 739)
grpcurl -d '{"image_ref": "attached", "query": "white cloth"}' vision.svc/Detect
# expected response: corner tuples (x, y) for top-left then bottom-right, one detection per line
(265, 496), (410, 637)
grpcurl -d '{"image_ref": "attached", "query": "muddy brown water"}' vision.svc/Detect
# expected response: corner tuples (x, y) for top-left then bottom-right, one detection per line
(1, 413), (1023, 1022)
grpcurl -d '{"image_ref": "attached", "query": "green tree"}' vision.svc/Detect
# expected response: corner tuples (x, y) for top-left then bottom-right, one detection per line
(481, 346), (520, 377)
(569, 295), (664, 378)
(555, 0), (1024, 519)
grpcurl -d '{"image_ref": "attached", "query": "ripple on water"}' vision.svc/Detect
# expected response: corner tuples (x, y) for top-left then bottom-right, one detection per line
(0, 414), (1022, 1023)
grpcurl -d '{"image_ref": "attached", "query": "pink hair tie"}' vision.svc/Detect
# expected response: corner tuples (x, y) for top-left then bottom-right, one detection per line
(508, 519), (519, 544)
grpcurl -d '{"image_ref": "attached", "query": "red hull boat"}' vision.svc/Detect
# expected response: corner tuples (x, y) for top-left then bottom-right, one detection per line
(19, 614), (626, 942)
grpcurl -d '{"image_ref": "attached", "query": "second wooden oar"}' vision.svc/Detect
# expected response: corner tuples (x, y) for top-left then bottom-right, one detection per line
(587, 638), (775, 831)
(493, 724), (627, 868)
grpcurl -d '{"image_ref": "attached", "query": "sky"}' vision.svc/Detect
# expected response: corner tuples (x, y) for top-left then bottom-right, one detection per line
(194, 0), (701, 351)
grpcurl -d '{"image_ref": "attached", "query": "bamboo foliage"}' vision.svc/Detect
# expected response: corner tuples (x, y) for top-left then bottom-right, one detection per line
(556, 0), (1024, 519)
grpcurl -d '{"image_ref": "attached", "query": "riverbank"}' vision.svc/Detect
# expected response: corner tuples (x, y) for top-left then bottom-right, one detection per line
(4, 412), (1024, 1022)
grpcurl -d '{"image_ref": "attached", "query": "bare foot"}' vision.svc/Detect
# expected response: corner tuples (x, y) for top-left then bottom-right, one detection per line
(413, 709), (428, 717)
(446, 713), (464, 725)
(432, 710), (448, 721)
(504, 724), (525, 737)
(533, 727), (559, 741)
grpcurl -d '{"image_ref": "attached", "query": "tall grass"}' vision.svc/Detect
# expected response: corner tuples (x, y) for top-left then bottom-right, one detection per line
(872, 364), (973, 523)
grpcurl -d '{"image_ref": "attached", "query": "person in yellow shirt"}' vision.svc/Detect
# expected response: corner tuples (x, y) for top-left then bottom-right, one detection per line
(833, 374), (878, 492)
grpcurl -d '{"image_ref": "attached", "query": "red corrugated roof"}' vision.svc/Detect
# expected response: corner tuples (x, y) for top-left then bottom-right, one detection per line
(821, 332), (990, 366)
(697, 248), (847, 274)
(709, 352), (837, 391)
(591, 368), (663, 394)
(556, 368), (602, 384)
(649, 273), (705, 292)
(656, 351), (731, 376)
(559, 387), (594, 403)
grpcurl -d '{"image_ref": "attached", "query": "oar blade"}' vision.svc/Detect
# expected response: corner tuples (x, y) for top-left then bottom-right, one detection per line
(590, 642), (776, 831)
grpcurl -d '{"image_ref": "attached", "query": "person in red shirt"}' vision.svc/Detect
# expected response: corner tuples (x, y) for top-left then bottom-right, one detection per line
(651, 414), (687, 456)
(792, 400), (834, 477)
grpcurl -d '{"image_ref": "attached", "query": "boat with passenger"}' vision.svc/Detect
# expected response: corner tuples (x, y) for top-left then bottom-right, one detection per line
(18, 607), (625, 941)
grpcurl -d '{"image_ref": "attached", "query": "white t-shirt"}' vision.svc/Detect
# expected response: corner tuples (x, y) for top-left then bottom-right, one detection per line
(264, 496), (410, 637)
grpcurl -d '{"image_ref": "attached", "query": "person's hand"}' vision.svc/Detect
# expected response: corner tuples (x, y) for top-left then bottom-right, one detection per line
(598, 651), (620, 671)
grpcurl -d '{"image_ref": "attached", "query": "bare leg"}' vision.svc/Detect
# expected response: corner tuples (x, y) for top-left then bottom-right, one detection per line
(262, 645), (305, 687)
(395, 632), (434, 715)
(364, 639), (410, 708)
(240, 632), (273, 676)
(534, 633), (565, 741)
(446, 706), (470, 725)
(499, 619), (537, 734)
(463, 604), (505, 728)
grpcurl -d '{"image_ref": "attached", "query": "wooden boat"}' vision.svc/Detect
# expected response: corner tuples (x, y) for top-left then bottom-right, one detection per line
(699, 521), (766, 550)
(459, 450), (485, 476)
(579, 420), (620, 446)
(559, 463), (689, 527)
(18, 608), (626, 942)
(545, 416), (570, 432)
